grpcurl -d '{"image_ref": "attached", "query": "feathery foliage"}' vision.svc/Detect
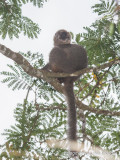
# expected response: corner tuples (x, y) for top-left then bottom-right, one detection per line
(0, 0), (47, 39)
(1, 101), (66, 159)
(0, 0), (120, 159)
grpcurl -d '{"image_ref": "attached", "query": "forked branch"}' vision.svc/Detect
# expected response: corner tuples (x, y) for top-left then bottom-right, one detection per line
(0, 43), (120, 116)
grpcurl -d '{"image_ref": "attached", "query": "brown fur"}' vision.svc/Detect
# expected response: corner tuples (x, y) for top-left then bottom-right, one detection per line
(42, 30), (88, 142)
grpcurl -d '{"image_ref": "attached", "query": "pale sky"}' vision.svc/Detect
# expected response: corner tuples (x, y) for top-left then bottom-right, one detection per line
(0, 0), (98, 144)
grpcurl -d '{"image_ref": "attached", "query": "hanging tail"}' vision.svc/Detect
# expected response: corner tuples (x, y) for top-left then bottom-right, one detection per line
(64, 81), (77, 141)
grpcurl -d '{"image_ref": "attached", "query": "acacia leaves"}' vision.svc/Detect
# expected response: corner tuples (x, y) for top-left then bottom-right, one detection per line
(0, 0), (42, 39)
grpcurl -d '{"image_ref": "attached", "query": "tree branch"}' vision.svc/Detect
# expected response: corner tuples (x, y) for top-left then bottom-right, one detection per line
(76, 100), (120, 116)
(0, 43), (63, 92)
(0, 43), (120, 117)
(0, 44), (119, 79)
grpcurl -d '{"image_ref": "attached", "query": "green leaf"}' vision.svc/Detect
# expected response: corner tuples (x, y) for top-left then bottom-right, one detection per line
(109, 23), (115, 36)
(75, 33), (81, 43)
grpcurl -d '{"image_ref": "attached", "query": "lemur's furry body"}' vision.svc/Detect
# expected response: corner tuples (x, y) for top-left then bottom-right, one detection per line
(43, 30), (88, 141)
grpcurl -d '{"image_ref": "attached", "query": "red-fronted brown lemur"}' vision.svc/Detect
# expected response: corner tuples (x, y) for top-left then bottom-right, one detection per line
(42, 29), (88, 148)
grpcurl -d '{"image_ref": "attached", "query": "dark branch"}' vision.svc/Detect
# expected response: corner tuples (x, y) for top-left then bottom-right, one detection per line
(0, 43), (63, 92)
(76, 100), (120, 116)
(0, 44), (119, 79)
(0, 43), (120, 117)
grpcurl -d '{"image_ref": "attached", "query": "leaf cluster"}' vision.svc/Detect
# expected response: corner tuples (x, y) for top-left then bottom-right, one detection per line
(0, 100), (66, 159)
(75, 20), (120, 66)
(73, 0), (120, 66)
(0, 0), (45, 39)
(92, 0), (116, 17)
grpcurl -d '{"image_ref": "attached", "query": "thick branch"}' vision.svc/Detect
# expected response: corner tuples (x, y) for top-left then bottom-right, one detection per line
(38, 102), (120, 117)
(0, 43), (120, 117)
(0, 44), (119, 79)
(76, 100), (120, 116)
(0, 43), (63, 92)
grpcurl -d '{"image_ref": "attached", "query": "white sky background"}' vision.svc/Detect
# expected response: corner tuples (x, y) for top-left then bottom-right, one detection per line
(0, 0), (98, 144)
